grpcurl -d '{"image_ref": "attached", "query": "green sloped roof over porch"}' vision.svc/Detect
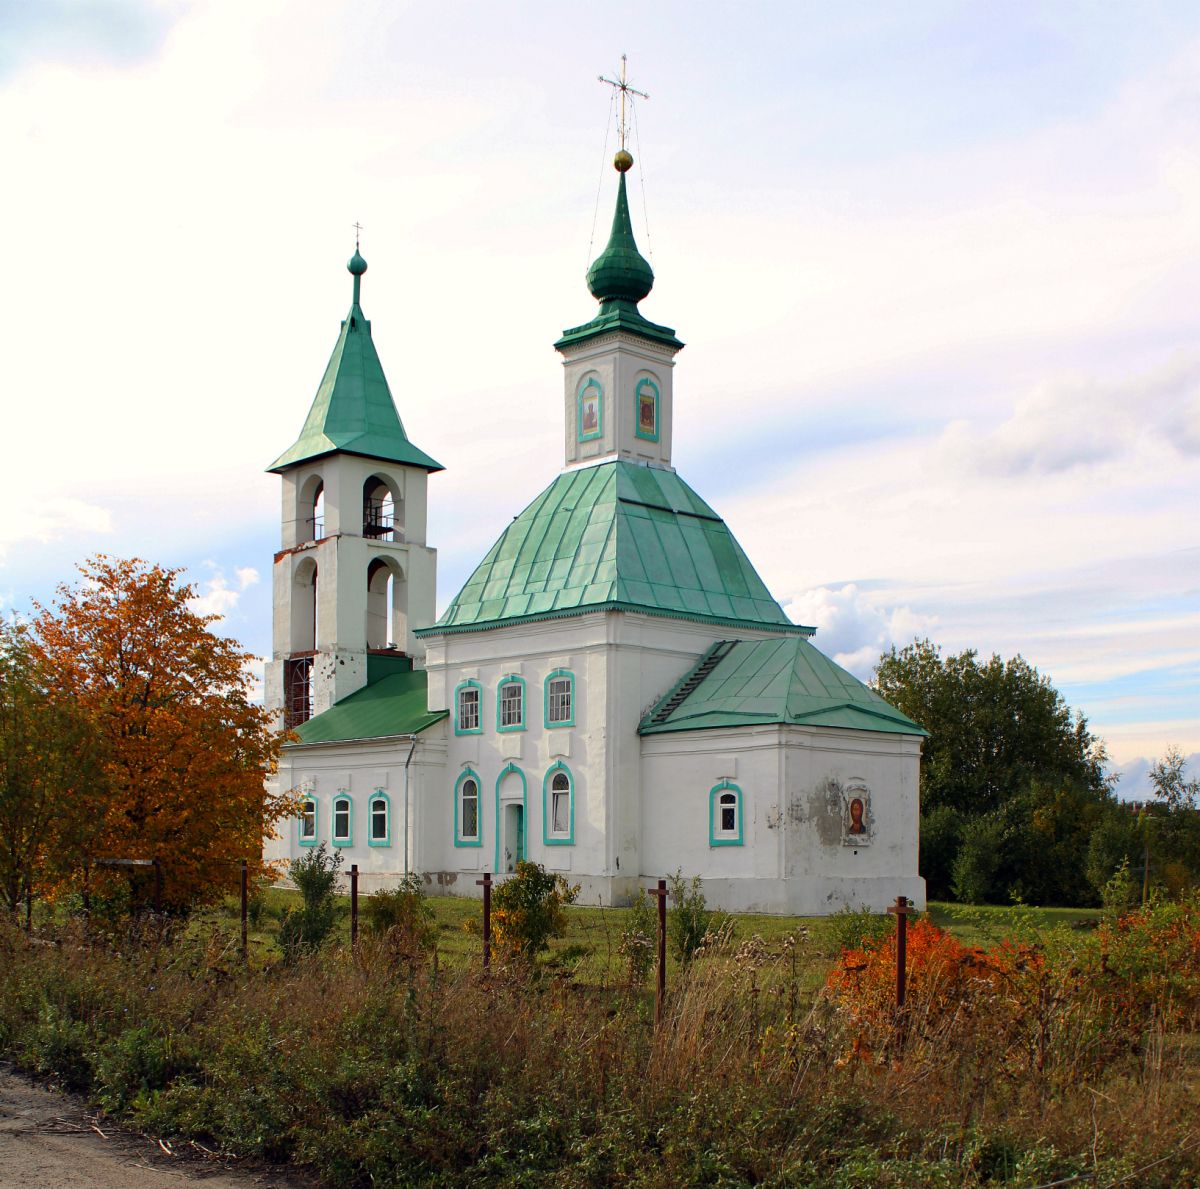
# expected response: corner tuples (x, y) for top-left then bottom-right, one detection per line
(639, 637), (926, 737)
(288, 669), (447, 746)
(419, 461), (810, 636)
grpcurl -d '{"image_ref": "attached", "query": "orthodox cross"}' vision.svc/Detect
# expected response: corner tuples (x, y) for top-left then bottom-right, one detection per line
(598, 54), (648, 151)
(353, 221), (363, 250)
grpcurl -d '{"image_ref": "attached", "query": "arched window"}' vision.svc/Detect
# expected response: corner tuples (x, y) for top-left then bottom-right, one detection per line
(709, 782), (743, 847)
(544, 669), (574, 727)
(332, 794), (352, 846)
(543, 763), (574, 845)
(497, 675), (525, 732)
(290, 558), (318, 654)
(368, 792), (390, 847)
(455, 770), (482, 847)
(299, 796), (318, 847)
(455, 680), (482, 735)
(367, 558), (403, 651)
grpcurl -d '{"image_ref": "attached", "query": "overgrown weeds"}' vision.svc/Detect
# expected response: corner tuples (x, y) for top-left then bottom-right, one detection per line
(2, 897), (1200, 1186)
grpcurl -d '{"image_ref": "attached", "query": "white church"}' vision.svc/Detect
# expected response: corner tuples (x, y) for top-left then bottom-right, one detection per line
(262, 151), (927, 914)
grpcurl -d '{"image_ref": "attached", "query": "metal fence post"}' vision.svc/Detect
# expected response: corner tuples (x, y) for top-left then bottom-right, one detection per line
(649, 878), (668, 1026)
(350, 864), (359, 949)
(153, 859), (163, 914)
(476, 872), (492, 968)
(240, 859), (249, 962)
(888, 894), (917, 1010)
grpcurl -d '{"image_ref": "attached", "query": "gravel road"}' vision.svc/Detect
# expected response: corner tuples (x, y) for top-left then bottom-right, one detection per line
(0, 1066), (310, 1188)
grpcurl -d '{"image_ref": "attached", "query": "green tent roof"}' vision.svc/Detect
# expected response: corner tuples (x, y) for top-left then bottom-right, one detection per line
(419, 461), (809, 636)
(639, 637), (927, 737)
(269, 256), (443, 474)
(288, 669), (447, 746)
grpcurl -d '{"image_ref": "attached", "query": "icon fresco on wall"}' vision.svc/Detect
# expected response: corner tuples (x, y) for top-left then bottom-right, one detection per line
(638, 387), (656, 436)
(579, 379), (602, 440)
(843, 788), (871, 844)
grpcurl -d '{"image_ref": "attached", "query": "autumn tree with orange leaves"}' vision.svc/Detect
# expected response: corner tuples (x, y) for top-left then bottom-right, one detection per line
(30, 556), (291, 910)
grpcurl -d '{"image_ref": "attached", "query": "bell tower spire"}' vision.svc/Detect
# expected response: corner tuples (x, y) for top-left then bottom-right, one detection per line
(264, 242), (443, 730)
(555, 79), (683, 471)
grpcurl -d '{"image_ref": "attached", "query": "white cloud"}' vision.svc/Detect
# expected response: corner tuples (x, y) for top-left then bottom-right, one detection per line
(0, 498), (112, 557)
(783, 583), (934, 680)
(189, 564), (258, 620)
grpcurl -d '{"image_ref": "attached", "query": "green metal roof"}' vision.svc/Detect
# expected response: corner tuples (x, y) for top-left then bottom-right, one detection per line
(288, 669), (447, 746)
(639, 637), (927, 737)
(269, 255), (443, 474)
(419, 461), (810, 637)
(555, 171), (683, 352)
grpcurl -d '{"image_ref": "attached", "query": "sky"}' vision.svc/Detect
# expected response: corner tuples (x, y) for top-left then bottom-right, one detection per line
(1, 0), (1197, 798)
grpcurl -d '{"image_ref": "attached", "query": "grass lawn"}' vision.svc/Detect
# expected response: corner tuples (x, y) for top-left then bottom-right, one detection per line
(197, 883), (1104, 975)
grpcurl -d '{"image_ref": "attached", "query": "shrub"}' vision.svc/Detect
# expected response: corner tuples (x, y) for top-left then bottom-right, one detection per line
(826, 904), (893, 953)
(667, 870), (728, 963)
(279, 844), (341, 960)
(364, 875), (437, 959)
(491, 861), (578, 962)
(618, 888), (657, 985)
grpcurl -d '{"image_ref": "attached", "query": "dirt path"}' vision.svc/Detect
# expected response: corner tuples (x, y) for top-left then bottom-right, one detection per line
(0, 1066), (310, 1188)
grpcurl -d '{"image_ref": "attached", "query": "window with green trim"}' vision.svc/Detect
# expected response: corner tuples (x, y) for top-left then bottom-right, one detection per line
(299, 797), (317, 847)
(709, 781), (744, 847)
(543, 763), (574, 845)
(497, 676), (525, 732)
(545, 670), (574, 727)
(456, 680), (482, 734)
(456, 773), (482, 846)
(369, 793), (390, 846)
(333, 794), (352, 846)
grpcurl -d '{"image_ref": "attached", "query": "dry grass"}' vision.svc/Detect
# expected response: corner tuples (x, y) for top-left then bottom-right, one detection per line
(2, 903), (1199, 1186)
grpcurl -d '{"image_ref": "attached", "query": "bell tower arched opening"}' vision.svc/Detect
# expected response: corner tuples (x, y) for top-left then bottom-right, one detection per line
(366, 556), (407, 651)
(363, 475), (403, 542)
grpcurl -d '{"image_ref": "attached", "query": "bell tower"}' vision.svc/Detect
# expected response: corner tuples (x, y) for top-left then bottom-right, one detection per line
(264, 246), (443, 729)
(555, 149), (684, 471)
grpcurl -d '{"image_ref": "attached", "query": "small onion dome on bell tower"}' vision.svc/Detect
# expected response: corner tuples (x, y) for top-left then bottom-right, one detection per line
(348, 249), (367, 276)
(585, 151), (655, 306)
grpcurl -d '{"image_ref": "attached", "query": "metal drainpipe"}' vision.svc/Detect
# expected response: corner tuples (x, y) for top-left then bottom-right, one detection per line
(403, 736), (418, 876)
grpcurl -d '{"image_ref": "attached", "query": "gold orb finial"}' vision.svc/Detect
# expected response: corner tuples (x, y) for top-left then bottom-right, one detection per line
(614, 148), (634, 173)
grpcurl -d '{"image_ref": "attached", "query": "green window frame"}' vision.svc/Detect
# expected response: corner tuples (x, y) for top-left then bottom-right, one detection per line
(542, 761), (575, 846)
(577, 376), (604, 443)
(368, 791), (391, 847)
(709, 781), (744, 847)
(496, 675), (526, 733)
(544, 669), (575, 728)
(455, 679), (483, 735)
(455, 768), (483, 848)
(634, 376), (660, 442)
(332, 794), (353, 847)
(299, 796), (318, 847)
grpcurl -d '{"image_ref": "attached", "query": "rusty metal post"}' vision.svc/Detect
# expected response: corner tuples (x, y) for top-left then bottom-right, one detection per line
(477, 872), (492, 968)
(648, 878), (669, 1026)
(239, 859), (249, 962)
(888, 895), (917, 1010)
(153, 859), (163, 914)
(350, 864), (359, 949)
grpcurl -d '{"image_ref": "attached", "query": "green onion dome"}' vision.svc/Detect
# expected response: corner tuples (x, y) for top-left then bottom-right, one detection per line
(586, 169), (654, 305)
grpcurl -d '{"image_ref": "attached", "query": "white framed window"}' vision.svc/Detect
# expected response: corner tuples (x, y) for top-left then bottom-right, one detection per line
(460, 777), (480, 842)
(333, 794), (352, 846)
(545, 671), (574, 727)
(456, 681), (481, 734)
(300, 797), (317, 845)
(551, 773), (570, 834)
(498, 677), (525, 731)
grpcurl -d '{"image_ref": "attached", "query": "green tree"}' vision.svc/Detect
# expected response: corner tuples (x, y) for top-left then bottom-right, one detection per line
(0, 623), (101, 911)
(874, 639), (1110, 817)
(874, 639), (1115, 904)
(491, 861), (578, 963)
(279, 844), (342, 959)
